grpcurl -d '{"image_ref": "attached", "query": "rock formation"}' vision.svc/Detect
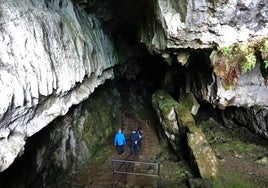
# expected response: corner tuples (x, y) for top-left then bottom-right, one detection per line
(152, 89), (219, 178)
(0, 0), (117, 172)
(140, 0), (268, 139)
(141, 0), (268, 50)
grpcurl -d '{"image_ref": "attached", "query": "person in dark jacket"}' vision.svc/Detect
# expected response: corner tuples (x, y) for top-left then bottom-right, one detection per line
(130, 130), (140, 155)
(136, 127), (143, 149)
(114, 128), (126, 156)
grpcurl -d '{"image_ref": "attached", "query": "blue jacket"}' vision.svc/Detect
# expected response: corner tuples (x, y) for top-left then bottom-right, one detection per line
(114, 131), (126, 146)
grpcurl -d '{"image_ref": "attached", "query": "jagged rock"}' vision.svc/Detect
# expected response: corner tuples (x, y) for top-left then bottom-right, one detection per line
(152, 90), (219, 178)
(0, 131), (25, 172)
(209, 65), (268, 108)
(0, 0), (117, 172)
(179, 91), (200, 116)
(140, 0), (268, 51)
(139, 0), (268, 139)
(256, 156), (268, 165)
(224, 106), (268, 140)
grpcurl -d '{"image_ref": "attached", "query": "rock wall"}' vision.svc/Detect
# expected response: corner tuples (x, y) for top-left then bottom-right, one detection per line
(0, 83), (121, 187)
(140, 0), (268, 139)
(141, 0), (268, 51)
(0, 0), (118, 172)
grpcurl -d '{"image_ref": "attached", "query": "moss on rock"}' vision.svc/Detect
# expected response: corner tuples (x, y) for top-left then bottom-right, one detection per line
(210, 39), (268, 89)
(152, 89), (219, 179)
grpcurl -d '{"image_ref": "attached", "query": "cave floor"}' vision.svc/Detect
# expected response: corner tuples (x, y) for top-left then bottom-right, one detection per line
(84, 90), (166, 187)
(69, 89), (268, 188)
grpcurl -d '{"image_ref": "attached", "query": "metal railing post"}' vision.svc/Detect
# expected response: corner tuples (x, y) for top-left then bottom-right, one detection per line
(124, 161), (127, 185)
(157, 162), (160, 188)
(112, 160), (115, 188)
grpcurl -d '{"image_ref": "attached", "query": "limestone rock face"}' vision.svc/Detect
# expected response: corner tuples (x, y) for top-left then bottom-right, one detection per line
(141, 0), (268, 139)
(141, 0), (268, 51)
(0, 0), (117, 172)
(140, 0), (268, 107)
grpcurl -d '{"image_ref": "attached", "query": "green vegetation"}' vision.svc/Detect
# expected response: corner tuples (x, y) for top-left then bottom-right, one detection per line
(264, 60), (268, 69)
(242, 53), (256, 73)
(259, 40), (268, 70)
(221, 47), (231, 56)
(93, 147), (112, 162)
(199, 117), (268, 188)
(214, 139), (255, 155)
(221, 44), (257, 74)
(232, 140), (253, 153)
(210, 39), (268, 89)
(210, 170), (256, 188)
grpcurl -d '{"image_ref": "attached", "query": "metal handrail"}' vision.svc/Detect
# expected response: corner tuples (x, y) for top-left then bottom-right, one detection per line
(113, 170), (159, 177)
(112, 159), (159, 166)
(112, 158), (162, 187)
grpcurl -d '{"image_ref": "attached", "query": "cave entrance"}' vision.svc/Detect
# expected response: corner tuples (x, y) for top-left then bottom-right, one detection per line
(113, 44), (167, 102)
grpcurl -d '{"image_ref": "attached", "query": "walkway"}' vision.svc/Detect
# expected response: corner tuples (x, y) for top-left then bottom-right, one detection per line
(87, 90), (162, 187)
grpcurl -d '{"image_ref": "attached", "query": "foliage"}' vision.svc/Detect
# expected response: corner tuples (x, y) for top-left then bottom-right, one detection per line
(212, 39), (268, 88)
(93, 147), (111, 161)
(211, 43), (260, 89)
(221, 47), (231, 56)
(259, 40), (268, 70)
(242, 53), (256, 73)
(264, 60), (268, 69)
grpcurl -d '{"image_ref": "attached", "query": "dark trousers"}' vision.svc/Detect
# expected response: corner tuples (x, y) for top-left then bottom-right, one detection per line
(117, 145), (124, 155)
(137, 139), (142, 148)
(131, 143), (138, 155)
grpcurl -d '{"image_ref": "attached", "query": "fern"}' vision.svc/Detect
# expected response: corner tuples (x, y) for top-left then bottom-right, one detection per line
(242, 54), (256, 73)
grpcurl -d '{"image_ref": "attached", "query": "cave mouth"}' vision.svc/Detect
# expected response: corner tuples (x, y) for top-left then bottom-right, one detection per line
(1, 1), (268, 187)
(0, 39), (215, 187)
(113, 43), (168, 98)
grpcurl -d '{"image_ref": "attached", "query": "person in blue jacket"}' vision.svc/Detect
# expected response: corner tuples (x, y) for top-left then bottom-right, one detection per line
(114, 128), (126, 156)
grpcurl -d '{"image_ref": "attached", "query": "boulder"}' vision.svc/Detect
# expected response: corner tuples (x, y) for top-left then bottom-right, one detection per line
(152, 90), (219, 178)
(187, 126), (219, 178)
